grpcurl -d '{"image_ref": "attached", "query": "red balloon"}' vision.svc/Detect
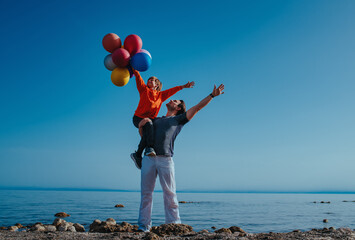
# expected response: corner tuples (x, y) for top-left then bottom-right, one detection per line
(102, 33), (122, 53)
(124, 34), (142, 55)
(112, 48), (130, 67)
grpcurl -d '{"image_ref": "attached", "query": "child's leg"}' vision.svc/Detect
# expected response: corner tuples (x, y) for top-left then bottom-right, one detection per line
(133, 116), (145, 158)
(138, 118), (155, 153)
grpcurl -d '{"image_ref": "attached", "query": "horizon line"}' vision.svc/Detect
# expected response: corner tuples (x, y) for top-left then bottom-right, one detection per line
(1, 186), (355, 194)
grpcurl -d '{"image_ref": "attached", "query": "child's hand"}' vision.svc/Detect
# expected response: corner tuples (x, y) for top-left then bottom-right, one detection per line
(183, 81), (195, 88)
(132, 68), (139, 77)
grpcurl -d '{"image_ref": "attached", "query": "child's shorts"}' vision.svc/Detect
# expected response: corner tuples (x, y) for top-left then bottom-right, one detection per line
(133, 115), (144, 128)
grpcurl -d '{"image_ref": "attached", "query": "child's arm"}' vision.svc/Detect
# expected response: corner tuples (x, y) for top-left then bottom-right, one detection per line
(161, 81), (195, 102)
(133, 69), (146, 94)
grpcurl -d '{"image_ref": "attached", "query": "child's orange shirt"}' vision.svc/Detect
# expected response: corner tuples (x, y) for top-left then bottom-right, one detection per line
(134, 72), (183, 119)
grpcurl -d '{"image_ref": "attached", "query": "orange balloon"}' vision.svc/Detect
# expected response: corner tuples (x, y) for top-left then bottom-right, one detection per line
(102, 33), (122, 53)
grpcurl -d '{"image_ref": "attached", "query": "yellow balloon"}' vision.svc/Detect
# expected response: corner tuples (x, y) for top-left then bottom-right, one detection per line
(111, 67), (130, 86)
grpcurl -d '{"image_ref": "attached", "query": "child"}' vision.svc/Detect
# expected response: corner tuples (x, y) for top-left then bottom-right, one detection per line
(130, 69), (194, 169)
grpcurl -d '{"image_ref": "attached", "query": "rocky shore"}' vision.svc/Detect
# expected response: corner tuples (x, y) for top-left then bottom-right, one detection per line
(1, 217), (355, 240)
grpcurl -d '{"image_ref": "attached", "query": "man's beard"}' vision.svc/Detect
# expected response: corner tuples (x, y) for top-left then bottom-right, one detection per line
(166, 104), (175, 112)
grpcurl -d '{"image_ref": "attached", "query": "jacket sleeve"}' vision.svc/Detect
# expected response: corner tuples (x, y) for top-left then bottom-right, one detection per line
(134, 71), (146, 94)
(161, 86), (183, 102)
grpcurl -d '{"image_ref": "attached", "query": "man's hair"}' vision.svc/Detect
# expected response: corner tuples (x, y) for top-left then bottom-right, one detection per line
(176, 100), (186, 115)
(148, 76), (162, 91)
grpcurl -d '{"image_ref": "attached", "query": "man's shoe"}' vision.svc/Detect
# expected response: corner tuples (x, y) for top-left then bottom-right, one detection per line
(144, 147), (156, 157)
(130, 152), (142, 169)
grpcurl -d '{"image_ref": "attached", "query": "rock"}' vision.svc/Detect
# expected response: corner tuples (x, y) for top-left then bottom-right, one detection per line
(117, 222), (135, 232)
(0, 227), (7, 230)
(323, 219), (329, 223)
(132, 225), (139, 231)
(150, 223), (193, 236)
(293, 229), (301, 232)
(198, 229), (209, 233)
(15, 223), (24, 229)
(89, 219), (132, 233)
(106, 218), (116, 225)
(211, 226), (216, 229)
(8, 226), (18, 232)
(115, 204), (125, 208)
(178, 201), (199, 203)
(143, 232), (160, 240)
(55, 212), (70, 218)
(53, 218), (66, 227)
(89, 219), (102, 232)
(44, 225), (57, 232)
(30, 224), (46, 232)
(338, 228), (352, 234)
(73, 223), (85, 232)
(329, 227), (336, 231)
(229, 226), (246, 233)
(67, 226), (76, 232)
(57, 222), (70, 232)
(215, 227), (232, 234)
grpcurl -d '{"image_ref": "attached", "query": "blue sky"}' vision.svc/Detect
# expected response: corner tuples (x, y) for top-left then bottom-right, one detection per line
(0, 0), (354, 192)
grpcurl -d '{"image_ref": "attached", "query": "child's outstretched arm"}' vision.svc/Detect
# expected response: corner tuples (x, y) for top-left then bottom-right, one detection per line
(161, 81), (195, 102)
(132, 69), (146, 94)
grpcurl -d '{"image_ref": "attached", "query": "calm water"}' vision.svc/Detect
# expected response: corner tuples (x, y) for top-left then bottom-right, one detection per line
(1, 190), (355, 233)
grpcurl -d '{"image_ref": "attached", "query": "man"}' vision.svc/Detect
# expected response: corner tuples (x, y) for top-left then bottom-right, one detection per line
(132, 84), (225, 232)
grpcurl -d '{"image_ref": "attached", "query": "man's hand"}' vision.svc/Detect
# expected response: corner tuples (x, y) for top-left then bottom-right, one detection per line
(211, 84), (224, 97)
(186, 83), (225, 121)
(182, 81), (195, 88)
(138, 118), (152, 128)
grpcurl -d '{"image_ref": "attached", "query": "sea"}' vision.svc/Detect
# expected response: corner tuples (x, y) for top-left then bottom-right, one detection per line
(1, 189), (355, 233)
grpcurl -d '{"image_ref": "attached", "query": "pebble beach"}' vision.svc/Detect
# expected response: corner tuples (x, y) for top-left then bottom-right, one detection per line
(1, 218), (355, 240)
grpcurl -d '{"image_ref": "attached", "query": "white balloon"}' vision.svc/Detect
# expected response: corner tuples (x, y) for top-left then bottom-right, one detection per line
(104, 54), (117, 71)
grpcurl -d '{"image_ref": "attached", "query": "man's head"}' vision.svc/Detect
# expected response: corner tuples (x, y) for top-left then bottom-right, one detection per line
(166, 100), (186, 116)
(147, 76), (162, 91)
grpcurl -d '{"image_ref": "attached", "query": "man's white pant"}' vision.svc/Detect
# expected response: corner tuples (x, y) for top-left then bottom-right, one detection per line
(138, 155), (181, 231)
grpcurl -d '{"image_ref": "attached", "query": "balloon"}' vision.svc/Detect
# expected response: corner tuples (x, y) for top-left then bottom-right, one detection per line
(124, 34), (142, 55)
(130, 52), (152, 72)
(112, 48), (130, 67)
(103, 54), (117, 71)
(111, 67), (130, 86)
(138, 49), (152, 59)
(102, 33), (122, 53)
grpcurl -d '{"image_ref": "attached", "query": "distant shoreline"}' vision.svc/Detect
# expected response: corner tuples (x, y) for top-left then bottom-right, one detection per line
(1, 187), (355, 194)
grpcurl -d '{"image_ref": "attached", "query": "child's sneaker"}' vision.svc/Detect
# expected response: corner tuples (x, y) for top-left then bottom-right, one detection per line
(130, 152), (142, 169)
(144, 147), (156, 157)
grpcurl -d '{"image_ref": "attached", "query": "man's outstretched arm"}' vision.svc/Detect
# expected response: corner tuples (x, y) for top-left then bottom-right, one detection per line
(186, 84), (224, 121)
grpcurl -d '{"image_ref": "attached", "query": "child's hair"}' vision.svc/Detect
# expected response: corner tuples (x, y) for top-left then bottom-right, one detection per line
(148, 76), (162, 91)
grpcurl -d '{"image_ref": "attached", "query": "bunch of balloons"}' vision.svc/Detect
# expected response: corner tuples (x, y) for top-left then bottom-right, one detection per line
(102, 33), (152, 87)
